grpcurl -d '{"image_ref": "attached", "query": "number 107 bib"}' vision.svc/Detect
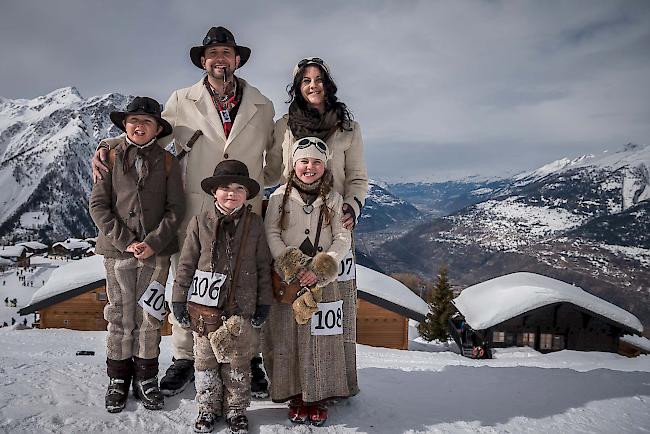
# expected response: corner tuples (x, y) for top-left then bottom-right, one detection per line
(187, 270), (228, 307)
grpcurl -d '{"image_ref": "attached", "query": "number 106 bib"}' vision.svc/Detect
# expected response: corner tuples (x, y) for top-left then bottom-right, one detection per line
(188, 270), (228, 307)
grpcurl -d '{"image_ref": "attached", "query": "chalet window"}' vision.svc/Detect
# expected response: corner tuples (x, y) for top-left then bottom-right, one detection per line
(97, 292), (107, 301)
(492, 331), (505, 343)
(540, 333), (553, 349)
(552, 335), (565, 350)
(517, 332), (535, 347)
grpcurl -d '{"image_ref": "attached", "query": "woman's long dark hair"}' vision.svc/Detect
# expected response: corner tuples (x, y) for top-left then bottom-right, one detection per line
(286, 63), (353, 131)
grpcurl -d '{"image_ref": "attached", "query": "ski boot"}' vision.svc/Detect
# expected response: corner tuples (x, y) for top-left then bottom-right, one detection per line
(226, 411), (248, 434)
(194, 411), (218, 433)
(288, 398), (309, 424)
(250, 356), (269, 399)
(160, 358), (194, 396)
(133, 377), (164, 410)
(105, 377), (129, 413)
(308, 401), (328, 427)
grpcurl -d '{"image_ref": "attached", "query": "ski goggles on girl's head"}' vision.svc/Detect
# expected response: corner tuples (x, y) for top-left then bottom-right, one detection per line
(291, 137), (331, 164)
(296, 137), (327, 154)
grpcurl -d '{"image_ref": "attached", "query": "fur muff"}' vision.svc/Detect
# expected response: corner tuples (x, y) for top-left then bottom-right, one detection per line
(208, 315), (244, 363)
(292, 287), (323, 325)
(310, 253), (339, 287)
(275, 247), (311, 282)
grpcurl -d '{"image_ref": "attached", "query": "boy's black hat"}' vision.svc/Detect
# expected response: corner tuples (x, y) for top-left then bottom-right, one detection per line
(190, 26), (251, 69)
(201, 160), (260, 200)
(110, 96), (173, 138)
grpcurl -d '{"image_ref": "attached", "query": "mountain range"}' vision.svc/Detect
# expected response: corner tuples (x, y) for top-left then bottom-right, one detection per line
(0, 87), (128, 242)
(372, 143), (650, 331)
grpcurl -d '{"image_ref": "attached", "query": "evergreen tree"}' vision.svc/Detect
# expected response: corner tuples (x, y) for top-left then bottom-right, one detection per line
(418, 264), (456, 342)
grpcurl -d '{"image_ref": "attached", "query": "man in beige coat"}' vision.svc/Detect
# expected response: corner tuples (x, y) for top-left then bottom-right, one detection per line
(93, 26), (281, 396)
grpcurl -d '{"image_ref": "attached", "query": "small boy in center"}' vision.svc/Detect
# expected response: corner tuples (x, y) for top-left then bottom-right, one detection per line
(171, 160), (272, 434)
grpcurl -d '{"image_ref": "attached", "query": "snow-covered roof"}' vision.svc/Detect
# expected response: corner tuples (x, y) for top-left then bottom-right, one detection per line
(453, 272), (643, 333)
(52, 238), (91, 251)
(0, 257), (13, 266)
(620, 334), (650, 353)
(27, 255), (105, 306)
(357, 265), (429, 317)
(0, 245), (26, 258)
(16, 241), (48, 250)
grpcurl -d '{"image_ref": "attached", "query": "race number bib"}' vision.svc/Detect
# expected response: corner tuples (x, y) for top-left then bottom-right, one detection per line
(187, 269), (227, 307)
(138, 281), (167, 321)
(337, 248), (356, 282)
(311, 300), (343, 336)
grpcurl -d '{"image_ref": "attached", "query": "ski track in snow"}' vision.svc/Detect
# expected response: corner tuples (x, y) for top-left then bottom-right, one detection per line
(0, 328), (648, 434)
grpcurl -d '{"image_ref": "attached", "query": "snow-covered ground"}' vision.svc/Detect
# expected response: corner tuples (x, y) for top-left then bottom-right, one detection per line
(0, 327), (649, 433)
(0, 256), (62, 326)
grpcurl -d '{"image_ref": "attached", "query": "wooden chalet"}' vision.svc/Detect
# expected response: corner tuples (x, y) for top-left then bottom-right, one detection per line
(449, 272), (644, 359)
(16, 241), (49, 255)
(355, 265), (428, 350)
(19, 256), (171, 335)
(0, 245), (30, 268)
(50, 239), (92, 259)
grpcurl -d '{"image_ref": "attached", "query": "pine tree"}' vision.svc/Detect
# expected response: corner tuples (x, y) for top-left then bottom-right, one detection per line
(418, 264), (456, 342)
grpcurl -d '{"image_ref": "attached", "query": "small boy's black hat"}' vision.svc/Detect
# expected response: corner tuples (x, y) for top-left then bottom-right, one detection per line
(110, 96), (173, 139)
(190, 26), (251, 69)
(201, 160), (260, 200)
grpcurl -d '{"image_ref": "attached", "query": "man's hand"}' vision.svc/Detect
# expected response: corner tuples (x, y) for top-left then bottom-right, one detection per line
(341, 203), (356, 230)
(251, 305), (271, 328)
(172, 302), (191, 328)
(91, 146), (110, 183)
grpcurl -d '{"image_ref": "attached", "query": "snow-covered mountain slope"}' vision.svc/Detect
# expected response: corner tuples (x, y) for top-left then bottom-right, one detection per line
(375, 143), (650, 329)
(1, 327), (649, 433)
(0, 87), (129, 242)
(356, 180), (421, 233)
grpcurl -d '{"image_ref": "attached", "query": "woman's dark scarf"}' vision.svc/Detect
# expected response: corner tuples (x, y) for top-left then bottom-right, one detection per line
(287, 101), (340, 142)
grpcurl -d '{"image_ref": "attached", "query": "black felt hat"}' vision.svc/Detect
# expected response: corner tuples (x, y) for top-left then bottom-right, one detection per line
(200, 160), (260, 200)
(109, 96), (173, 138)
(190, 26), (251, 69)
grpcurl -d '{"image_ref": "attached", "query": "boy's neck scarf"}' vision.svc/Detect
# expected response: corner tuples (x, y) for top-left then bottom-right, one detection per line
(210, 204), (245, 275)
(122, 138), (157, 188)
(287, 101), (339, 142)
(204, 76), (240, 138)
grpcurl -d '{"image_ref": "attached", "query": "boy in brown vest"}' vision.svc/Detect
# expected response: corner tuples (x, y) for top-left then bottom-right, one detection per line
(89, 96), (185, 413)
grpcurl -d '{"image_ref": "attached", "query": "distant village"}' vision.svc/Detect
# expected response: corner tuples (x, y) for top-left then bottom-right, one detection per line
(2, 237), (649, 358)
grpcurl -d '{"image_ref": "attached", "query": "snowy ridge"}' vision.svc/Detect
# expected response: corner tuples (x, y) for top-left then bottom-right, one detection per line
(0, 87), (130, 241)
(453, 272), (643, 332)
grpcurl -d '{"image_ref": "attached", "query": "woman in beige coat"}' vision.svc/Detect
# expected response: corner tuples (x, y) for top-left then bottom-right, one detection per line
(263, 138), (351, 426)
(269, 57), (368, 398)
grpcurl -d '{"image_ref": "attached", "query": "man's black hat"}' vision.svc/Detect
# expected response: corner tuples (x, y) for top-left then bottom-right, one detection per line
(190, 26), (251, 69)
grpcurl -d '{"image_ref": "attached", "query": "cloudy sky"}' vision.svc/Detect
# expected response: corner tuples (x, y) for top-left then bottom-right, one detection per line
(1, 0), (649, 181)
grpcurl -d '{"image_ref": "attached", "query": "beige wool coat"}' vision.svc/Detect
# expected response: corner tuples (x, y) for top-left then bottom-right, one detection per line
(100, 77), (280, 241)
(270, 115), (368, 221)
(262, 185), (352, 403)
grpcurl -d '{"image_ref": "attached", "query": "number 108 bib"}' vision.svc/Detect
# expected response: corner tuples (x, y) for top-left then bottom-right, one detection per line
(311, 300), (344, 336)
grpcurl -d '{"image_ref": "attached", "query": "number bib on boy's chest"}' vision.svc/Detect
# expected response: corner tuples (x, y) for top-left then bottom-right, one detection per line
(138, 281), (167, 321)
(311, 300), (344, 336)
(187, 270), (228, 307)
(337, 248), (356, 282)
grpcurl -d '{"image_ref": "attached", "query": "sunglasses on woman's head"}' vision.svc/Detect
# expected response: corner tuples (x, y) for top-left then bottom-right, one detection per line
(297, 57), (329, 74)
